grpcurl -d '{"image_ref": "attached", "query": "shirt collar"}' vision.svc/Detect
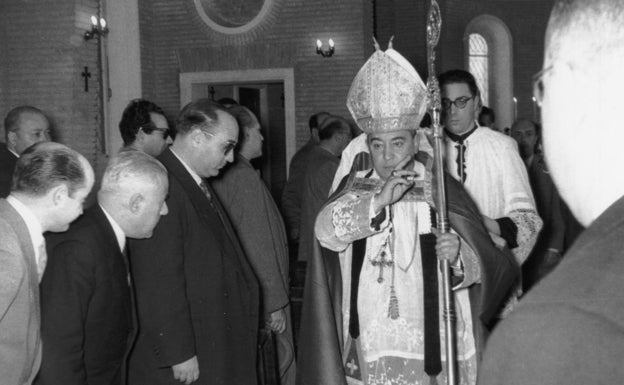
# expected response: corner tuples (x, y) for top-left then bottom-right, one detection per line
(6, 194), (44, 252)
(8, 147), (19, 158)
(445, 121), (480, 143)
(170, 148), (203, 187)
(99, 204), (126, 252)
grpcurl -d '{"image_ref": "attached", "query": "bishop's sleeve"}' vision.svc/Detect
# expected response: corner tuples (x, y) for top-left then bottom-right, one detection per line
(315, 191), (389, 252)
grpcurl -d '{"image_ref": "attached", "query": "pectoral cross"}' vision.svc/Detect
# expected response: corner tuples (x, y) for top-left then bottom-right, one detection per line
(346, 358), (359, 375)
(371, 250), (393, 283)
(81, 66), (91, 92)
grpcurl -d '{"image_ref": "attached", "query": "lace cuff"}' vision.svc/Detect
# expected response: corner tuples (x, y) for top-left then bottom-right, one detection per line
(509, 208), (543, 265)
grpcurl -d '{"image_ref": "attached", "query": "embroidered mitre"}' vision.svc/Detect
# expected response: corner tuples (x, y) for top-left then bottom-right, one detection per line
(346, 39), (429, 134)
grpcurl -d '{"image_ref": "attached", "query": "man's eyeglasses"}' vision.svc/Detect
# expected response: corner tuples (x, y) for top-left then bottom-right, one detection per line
(441, 96), (474, 110)
(532, 65), (554, 108)
(142, 126), (171, 139)
(201, 131), (237, 155)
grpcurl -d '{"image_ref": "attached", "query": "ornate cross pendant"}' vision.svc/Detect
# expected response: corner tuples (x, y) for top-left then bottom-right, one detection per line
(371, 250), (393, 283)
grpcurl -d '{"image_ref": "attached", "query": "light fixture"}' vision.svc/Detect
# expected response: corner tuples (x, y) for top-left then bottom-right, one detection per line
(316, 39), (335, 58)
(85, 15), (109, 40)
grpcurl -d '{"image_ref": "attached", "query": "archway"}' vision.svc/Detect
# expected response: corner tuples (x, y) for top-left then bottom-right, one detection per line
(465, 15), (513, 130)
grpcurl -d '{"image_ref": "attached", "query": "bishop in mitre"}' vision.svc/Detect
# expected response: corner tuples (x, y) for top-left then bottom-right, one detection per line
(307, 42), (518, 385)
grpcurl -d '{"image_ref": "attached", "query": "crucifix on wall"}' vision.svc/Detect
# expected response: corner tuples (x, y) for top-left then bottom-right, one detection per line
(81, 66), (92, 92)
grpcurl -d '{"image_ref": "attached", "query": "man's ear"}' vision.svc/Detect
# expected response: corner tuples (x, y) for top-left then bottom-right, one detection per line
(7, 131), (17, 149)
(474, 94), (482, 116)
(190, 128), (205, 147)
(128, 193), (144, 214)
(136, 127), (148, 144)
(50, 183), (69, 206)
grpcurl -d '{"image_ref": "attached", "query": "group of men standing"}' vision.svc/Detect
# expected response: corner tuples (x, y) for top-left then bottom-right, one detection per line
(0, 98), (295, 385)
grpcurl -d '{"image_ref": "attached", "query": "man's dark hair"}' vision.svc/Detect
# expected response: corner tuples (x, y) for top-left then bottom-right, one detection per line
(176, 99), (231, 136)
(4, 105), (47, 141)
(119, 99), (167, 146)
(12, 142), (86, 197)
(319, 116), (350, 141)
(438, 69), (481, 99)
(308, 112), (331, 133)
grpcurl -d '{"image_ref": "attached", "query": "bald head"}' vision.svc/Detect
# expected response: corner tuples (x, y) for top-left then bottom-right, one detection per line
(171, 99), (239, 178)
(98, 150), (169, 239)
(542, 0), (624, 226)
(4, 106), (51, 154)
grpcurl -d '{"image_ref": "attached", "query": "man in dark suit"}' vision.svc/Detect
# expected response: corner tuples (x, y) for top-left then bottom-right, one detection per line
(128, 100), (259, 385)
(0, 106), (51, 197)
(0, 142), (94, 384)
(478, 1), (624, 384)
(36, 150), (169, 385)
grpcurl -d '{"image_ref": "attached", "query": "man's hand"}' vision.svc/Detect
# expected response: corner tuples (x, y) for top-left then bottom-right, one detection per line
(372, 155), (417, 213)
(488, 231), (507, 249)
(172, 356), (199, 384)
(481, 215), (501, 236)
(435, 232), (460, 265)
(266, 308), (287, 334)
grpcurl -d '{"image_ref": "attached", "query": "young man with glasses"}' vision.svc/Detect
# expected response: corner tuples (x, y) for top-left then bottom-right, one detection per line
(119, 99), (172, 157)
(439, 70), (542, 312)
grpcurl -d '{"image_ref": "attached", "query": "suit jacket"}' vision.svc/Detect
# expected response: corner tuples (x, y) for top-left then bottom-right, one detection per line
(35, 205), (135, 385)
(212, 156), (289, 315)
(478, 196), (624, 385)
(297, 146), (339, 263)
(281, 141), (317, 240)
(128, 148), (259, 385)
(523, 153), (566, 290)
(0, 143), (18, 198)
(0, 199), (41, 385)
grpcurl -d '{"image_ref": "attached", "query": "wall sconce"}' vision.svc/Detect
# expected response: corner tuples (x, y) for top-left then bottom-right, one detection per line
(316, 39), (335, 57)
(85, 15), (109, 40)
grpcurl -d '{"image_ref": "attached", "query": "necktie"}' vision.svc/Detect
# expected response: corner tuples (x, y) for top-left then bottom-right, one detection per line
(199, 180), (228, 226)
(199, 180), (212, 201)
